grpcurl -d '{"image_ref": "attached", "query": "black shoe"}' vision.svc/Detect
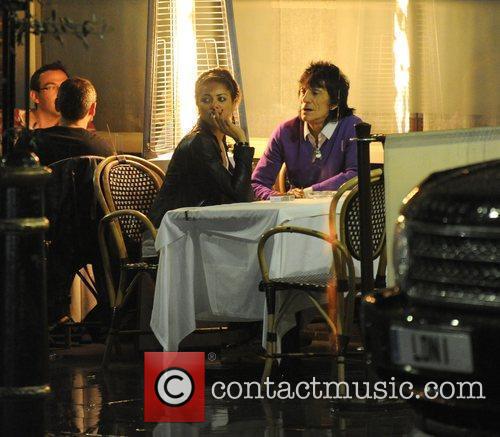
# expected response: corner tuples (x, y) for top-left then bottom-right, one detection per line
(48, 314), (73, 332)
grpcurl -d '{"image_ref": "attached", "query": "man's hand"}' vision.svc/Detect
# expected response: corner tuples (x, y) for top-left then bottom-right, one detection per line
(287, 188), (304, 198)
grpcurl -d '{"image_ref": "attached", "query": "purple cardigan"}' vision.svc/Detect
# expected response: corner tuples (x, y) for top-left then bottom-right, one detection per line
(252, 115), (361, 200)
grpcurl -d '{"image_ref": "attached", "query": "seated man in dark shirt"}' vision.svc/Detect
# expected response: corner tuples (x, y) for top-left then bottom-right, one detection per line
(33, 76), (114, 165)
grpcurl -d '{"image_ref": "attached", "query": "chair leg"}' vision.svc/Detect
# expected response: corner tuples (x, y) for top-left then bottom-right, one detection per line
(375, 247), (387, 289)
(120, 272), (145, 358)
(335, 282), (348, 392)
(261, 285), (277, 385)
(102, 306), (119, 368)
(102, 268), (131, 368)
(329, 348), (347, 396)
(64, 324), (72, 349)
(337, 354), (346, 394)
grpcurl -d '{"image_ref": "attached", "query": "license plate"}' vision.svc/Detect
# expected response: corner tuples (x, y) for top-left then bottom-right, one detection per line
(390, 326), (474, 373)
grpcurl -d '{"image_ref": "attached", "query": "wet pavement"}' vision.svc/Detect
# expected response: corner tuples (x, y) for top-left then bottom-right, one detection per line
(44, 342), (419, 436)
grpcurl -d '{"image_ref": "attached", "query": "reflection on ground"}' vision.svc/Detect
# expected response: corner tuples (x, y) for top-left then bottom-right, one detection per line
(45, 343), (418, 436)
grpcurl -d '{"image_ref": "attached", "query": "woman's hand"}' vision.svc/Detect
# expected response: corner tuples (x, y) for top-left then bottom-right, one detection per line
(212, 111), (247, 143)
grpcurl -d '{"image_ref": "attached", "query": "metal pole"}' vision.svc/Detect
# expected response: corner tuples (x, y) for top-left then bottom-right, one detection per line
(354, 122), (374, 294)
(225, 0), (248, 139)
(1, 5), (17, 156)
(142, 0), (156, 158)
(24, 1), (31, 130)
(0, 112), (51, 437)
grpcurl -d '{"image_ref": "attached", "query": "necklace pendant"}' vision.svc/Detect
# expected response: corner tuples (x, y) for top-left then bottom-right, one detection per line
(315, 149), (322, 160)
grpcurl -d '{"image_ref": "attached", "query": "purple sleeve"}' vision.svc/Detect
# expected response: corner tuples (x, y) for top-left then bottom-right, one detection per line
(311, 122), (358, 191)
(251, 125), (285, 200)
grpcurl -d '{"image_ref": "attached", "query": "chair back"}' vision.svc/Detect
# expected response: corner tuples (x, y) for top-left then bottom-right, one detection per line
(329, 169), (385, 261)
(93, 155), (165, 261)
(273, 163), (288, 194)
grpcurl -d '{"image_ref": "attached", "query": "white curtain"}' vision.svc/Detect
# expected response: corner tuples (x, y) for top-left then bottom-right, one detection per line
(233, 0), (499, 137)
(410, 0), (499, 131)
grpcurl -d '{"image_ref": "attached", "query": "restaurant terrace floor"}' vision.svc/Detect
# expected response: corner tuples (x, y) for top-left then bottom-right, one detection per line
(42, 326), (422, 436)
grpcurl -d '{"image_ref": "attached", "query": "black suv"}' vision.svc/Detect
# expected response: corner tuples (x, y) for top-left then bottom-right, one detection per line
(362, 159), (500, 435)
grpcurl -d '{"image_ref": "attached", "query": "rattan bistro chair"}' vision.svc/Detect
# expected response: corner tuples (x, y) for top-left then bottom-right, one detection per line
(332, 168), (387, 289)
(93, 155), (165, 367)
(257, 169), (386, 384)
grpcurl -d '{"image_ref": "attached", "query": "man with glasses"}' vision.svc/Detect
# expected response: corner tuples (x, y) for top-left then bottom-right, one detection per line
(27, 61), (70, 129)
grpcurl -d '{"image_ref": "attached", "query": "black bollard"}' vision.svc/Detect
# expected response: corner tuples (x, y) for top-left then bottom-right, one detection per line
(0, 148), (52, 436)
(354, 122), (375, 295)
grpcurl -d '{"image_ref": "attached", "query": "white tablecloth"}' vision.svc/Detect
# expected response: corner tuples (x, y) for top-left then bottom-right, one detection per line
(150, 198), (355, 351)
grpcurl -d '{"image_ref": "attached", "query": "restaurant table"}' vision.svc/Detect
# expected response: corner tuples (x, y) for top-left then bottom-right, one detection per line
(150, 197), (364, 351)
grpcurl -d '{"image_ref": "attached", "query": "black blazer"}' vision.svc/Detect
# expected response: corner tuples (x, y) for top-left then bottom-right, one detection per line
(149, 128), (255, 227)
(45, 156), (105, 320)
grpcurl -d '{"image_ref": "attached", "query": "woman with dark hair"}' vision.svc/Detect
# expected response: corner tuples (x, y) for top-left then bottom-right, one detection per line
(252, 61), (361, 199)
(149, 68), (254, 227)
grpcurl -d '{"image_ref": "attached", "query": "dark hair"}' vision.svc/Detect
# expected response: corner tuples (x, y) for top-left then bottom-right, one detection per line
(195, 68), (240, 103)
(29, 61), (69, 91)
(55, 77), (96, 122)
(299, 61), (354, 120)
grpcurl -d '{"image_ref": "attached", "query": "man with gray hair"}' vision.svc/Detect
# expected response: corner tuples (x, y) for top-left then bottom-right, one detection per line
(33, 77), (113, 165)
